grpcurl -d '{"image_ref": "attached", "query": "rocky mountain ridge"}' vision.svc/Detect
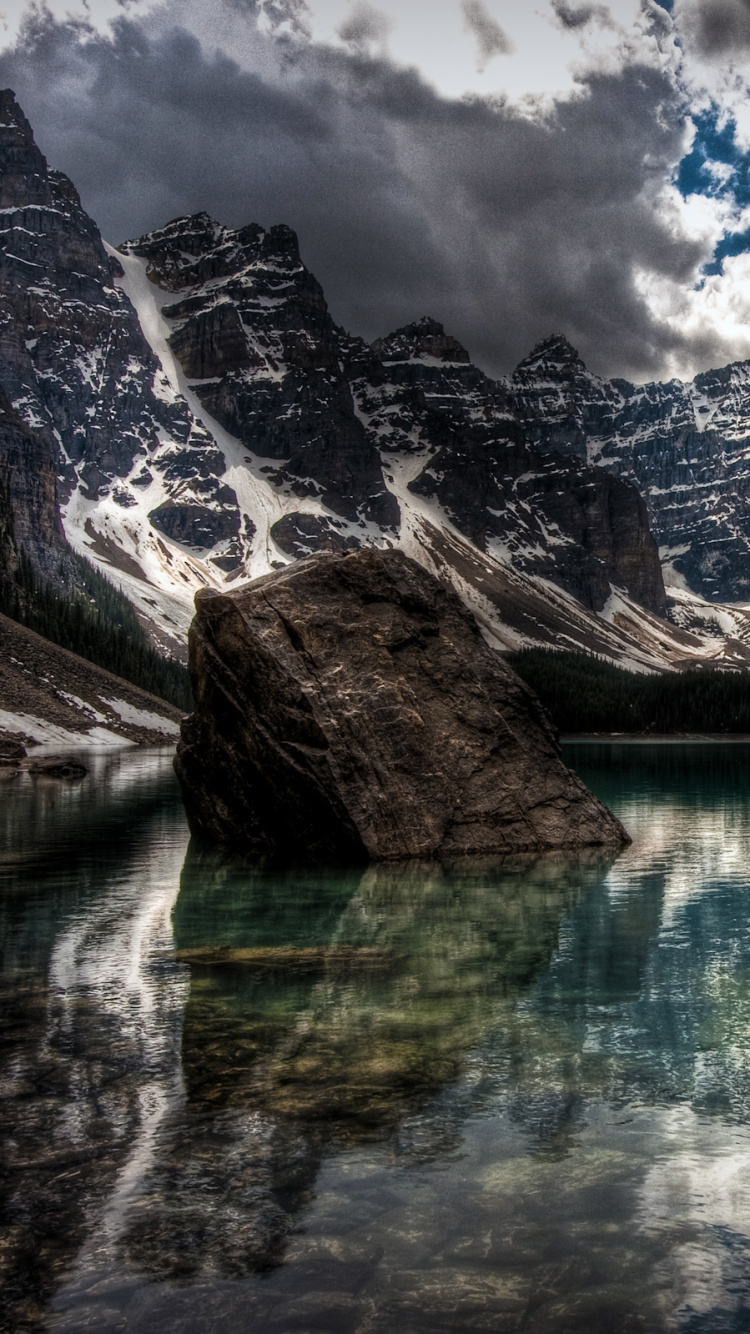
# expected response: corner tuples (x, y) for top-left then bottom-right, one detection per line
(505, 334), (750, 604)
(0, 90), (241, 643)
(3, 88), (750, 674)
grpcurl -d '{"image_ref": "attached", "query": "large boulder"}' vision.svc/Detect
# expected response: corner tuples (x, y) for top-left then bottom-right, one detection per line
(174, 549), (628, 861)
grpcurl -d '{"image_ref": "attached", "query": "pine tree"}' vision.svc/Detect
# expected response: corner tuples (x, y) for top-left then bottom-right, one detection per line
(508, 648), (750, 735)
(0, 483), (191, 711)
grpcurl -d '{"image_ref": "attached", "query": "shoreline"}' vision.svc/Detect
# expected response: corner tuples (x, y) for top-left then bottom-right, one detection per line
(562, 733), (750, 743)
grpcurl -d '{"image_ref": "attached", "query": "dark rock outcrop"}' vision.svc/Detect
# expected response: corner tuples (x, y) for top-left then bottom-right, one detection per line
(28, 756), (87, 778)
(410, 422), (667, 615)
(175, 549), (628, 860)
(270, 512), (361, 558)
(0, 388), (68, 583)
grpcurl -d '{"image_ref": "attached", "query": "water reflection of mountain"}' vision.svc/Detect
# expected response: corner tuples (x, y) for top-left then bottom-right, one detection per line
(5, 742), (750, 1332)
(121, 846), (619, 1280)
(0, 751), (188, 1334)
(0, 749), (180, 972)
(558, 742), (750, 1115)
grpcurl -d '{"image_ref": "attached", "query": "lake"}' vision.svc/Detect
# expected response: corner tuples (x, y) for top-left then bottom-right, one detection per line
(2, 742), (750, 1333)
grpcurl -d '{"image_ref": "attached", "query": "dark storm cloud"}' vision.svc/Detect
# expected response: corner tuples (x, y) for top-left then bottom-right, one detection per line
(337, 3), (392, 54)
(679, 0), (750, 55)
(461, 0), (514, 67)
(222, 0), (312, 37)
(551, 0), (612, 29)
(0, 4), (707, 380)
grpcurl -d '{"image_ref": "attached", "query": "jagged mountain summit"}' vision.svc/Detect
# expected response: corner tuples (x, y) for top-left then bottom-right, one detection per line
(119, 214), (397, 540)
(2, 88), (750, 672)
(505, 334), (750, 604)
(116, 212), (665, 624)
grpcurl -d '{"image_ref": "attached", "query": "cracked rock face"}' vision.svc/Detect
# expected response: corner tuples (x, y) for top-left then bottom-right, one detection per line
(175, 549), (629, 861)
(0, 388), (68, 582)
(409, 416), (666, 617)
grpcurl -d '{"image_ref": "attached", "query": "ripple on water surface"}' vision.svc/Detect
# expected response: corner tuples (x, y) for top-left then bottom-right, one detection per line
(2, 742), (750, 1332)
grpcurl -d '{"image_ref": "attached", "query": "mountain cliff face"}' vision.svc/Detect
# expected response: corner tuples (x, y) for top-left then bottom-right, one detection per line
(348, 318), (665, 615)
(100, 201), (666, 627)
(120, 215), (397, 538)
(0, 90), (241, 633)
(0, 388), (67, 582)
(505, 335), (750, 603)
(6, 88), (750, 674)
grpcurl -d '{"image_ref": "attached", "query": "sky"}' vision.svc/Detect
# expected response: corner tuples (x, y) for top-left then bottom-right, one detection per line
(3, 0), (750, 382)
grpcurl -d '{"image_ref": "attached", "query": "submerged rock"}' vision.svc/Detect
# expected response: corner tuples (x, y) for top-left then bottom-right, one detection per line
(175, 549), (628, 861)
(28, 756), (87, 779)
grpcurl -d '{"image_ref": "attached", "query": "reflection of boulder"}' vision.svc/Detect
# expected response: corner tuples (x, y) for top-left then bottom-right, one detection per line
(175, 549), (628, 860)
(119, 845), (619, 1280)
(173, 846), (619, 1123)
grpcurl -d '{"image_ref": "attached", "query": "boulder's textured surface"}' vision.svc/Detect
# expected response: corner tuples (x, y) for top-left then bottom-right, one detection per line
(175, 549), (628, 860)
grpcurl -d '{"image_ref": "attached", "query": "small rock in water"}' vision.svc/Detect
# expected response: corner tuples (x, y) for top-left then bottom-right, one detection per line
(175, 549), (628, 861)
(0, 738), (27, 764)
(28, 756), (87, 779)
(174, 944), (398, 971)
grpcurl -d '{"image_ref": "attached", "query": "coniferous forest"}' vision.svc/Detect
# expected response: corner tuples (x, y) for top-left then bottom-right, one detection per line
(508, 648), (750, 735)
(0, 483), (191, 710)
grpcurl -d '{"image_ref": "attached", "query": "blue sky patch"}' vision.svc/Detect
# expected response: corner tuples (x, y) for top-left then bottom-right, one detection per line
(653, 0), (674, 10)
(678, 106), (750, 274)
(704, 229), (750, 276)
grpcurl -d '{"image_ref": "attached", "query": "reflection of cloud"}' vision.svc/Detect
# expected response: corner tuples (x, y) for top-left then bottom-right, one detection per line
(607, 786), (750, 928)
(1, 751), (191, 1330)
(47, 814), (189, 1169)
(640, 1106), (750, 1321)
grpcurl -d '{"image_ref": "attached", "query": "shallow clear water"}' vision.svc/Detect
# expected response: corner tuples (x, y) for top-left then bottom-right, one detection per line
(3, 743), (750, 1332)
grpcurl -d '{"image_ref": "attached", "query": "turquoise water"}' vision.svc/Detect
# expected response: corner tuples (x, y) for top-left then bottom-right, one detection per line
(2, 743), (750, 1331)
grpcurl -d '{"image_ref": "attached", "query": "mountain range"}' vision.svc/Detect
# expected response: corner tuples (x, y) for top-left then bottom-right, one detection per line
(3, 87), (750, 684)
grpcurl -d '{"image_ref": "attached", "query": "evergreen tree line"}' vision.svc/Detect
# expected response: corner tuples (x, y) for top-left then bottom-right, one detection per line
(0, 482), (192, 711)
(508, 648), (750, 734)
